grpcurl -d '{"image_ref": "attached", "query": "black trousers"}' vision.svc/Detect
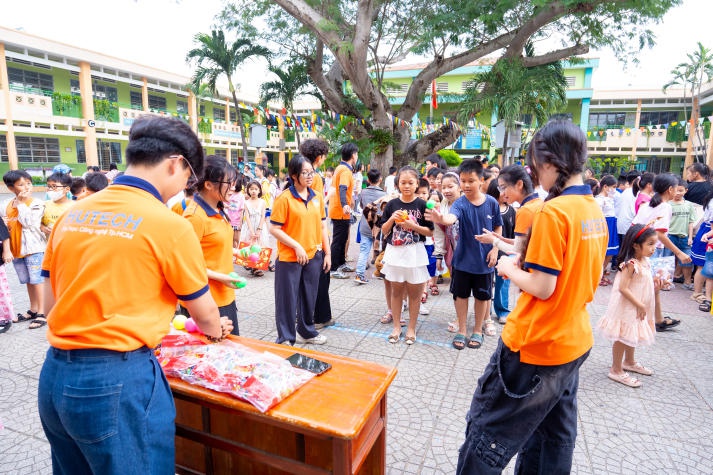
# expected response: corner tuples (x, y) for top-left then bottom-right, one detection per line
(314, 250), (332, 324)
(331, 219), (350, 271)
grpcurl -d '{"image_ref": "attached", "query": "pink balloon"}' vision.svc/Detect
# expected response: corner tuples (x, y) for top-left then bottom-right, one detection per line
(249, 253), (260, 263)
(184, 318), (198, 333)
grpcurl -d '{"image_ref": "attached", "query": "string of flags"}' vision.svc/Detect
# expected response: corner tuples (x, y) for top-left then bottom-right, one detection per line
(586, 116), (713, 139)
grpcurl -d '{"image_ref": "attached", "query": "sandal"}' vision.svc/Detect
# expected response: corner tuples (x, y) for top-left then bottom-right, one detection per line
(0, 320), (11, 334)
(452, 333), (467, 350)
(29, 316), (47, 330)
(699, 300), (711, 312)
(447, 321), (458, 333)
(690, 292), (707, 303)
(608, 372), (642, 388)
(429, 284), (440, 296)
(655, 316), (681, 332)
(467, 333), (484, 349)
(482, 320), (496, 337)
(13, 310), (37, 323)
(599, 277), (611, 286)
(253, 269), (264, 277)
(387, 332), (401, 344)
(421, 291), (428, 304)
(404, 335), (416, 345)
(380, 311), (393, 324)
(268, 263), (275, 272)
(622, 362), (653, 376)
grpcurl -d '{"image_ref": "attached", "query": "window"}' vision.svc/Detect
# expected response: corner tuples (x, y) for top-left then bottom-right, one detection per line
(130, 91), (143, 110)
(148, 94), (167, 110)
(436, 82), (449, 93)
(214, 149), (227, 158)
(639, 110), (679, 126)
(15, 136), (60, 163)
(230, 108), (237, 122)
(7, 67), (54, 93)
(0, 135), (7, 162)
(70, 80), (118, 101)
(214, 108), (226, 122)
(565, 76), (576, 87)
(77, 140), (122, 167)
(231, 149), (239, 166)
(461, 81), (475, 93)
(177, 100), (188, 114)
(199, 105), (205, 116)
(588, 112), (626, 128)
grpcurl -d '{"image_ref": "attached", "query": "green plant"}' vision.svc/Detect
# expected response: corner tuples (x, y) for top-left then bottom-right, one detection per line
(369, 129), (397, 155)
(587, 156), (637, 176)
(437, 149), (462, 167)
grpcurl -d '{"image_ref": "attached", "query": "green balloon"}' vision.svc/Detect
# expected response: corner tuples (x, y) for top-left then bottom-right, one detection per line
(250, 244), (262, 253)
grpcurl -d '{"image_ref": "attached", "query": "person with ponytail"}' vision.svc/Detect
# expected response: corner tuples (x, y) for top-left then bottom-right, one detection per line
(457, 120), (607, 474)
(633, 173), (691, 330)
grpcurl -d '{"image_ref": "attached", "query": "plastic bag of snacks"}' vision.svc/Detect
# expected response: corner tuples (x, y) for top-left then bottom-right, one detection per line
(157, 334), (315, 412)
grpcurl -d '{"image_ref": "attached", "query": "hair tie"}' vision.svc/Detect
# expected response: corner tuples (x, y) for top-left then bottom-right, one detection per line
(634, 224), (650, 240)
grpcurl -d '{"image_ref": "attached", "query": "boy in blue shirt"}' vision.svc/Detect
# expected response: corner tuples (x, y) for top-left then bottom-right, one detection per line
(427, 159), (502, 350)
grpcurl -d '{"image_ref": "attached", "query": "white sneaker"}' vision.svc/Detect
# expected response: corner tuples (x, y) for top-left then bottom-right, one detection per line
(296, 333), (327, 345)
(419, 303), (430, 315)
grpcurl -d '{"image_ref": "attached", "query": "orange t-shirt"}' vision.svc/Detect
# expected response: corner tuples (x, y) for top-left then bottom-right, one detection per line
(327, 162), (354, 220)
(270, 185), (325, 262)
(183, 194), (235, 306)
(41, 176), (210, 351)
(501, 185), (607, 365)
(514, 194), (542, 236)
(171, 197), (193, 216)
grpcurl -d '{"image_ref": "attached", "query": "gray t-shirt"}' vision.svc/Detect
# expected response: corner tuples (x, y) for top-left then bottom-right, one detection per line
(358, 186), (386, 236)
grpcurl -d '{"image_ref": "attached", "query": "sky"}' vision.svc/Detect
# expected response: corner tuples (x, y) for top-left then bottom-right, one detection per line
(0, 0), (709, 96)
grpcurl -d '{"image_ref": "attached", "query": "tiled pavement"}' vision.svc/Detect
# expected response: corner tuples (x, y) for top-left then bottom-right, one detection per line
(1, 219), (712, 473)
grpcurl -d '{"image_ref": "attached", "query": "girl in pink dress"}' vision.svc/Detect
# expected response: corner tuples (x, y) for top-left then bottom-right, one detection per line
(597, 224), (659, 388)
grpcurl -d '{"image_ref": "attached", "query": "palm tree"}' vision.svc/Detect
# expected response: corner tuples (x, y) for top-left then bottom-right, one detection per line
(259, 61), (321, 148)
(664, 42), (713, 164)
(459, 43), (567, 165)
(187, 30), (271, 160)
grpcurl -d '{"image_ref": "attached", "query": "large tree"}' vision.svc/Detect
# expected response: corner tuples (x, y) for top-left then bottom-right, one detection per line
(222, 0), (678, 174)
(187, 30), (271, 160)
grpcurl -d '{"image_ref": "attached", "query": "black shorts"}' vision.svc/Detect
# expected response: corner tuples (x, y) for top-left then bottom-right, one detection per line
(450, 269), (493, 301)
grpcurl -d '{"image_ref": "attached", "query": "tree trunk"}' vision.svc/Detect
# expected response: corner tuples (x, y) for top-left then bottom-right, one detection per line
(502, 128), (510, 166)
(685, 96), (699, 168)
(370, 110), (393, 177)
(229, 81), (249, 161)
(397, 122), (462, 167)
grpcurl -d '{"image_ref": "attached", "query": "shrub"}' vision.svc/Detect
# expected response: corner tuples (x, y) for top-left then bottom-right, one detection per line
(437, 149), (462, 167)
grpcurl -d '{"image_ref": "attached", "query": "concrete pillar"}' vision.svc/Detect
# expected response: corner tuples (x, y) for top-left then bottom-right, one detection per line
(685, 96), (699, 168)
(706, 116), (713, 168)
(188, 91), (198, 133)
(78, 61), (98, 167)
(631, 99), (642, 164)
(142, 78), (149, 112)
(0, 43), (19, 170)
(579, 98), (591, 132)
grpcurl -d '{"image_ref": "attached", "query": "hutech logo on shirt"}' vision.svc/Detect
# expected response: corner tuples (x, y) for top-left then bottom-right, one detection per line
(60, 209), (143, 239)
(580, 218), (607, 240)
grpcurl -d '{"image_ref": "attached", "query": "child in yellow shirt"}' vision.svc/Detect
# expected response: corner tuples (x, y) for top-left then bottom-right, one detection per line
(41, 172), (73, 237)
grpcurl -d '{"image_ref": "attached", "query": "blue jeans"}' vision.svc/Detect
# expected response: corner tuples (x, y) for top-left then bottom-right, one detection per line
(456, 339), (589, 475)
(664, 234), (693, 267)
(356, 234), (374, 276)
(493, 274), (510, 318)
(38, 346), (176, 475)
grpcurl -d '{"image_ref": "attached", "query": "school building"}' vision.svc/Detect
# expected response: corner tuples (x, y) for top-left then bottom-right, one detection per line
(0, 26), (314, 178)
(382, 59), (713, 175)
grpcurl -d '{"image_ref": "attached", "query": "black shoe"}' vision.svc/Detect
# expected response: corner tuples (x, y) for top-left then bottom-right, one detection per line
(655, 316), (681, 332)
(0, 320), (11, 334)
(673, 276), (684, 284)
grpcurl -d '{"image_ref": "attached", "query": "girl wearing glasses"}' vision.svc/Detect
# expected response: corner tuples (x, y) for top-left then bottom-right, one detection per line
(270, 155), (331, 345)
(181, 155), (240, 335)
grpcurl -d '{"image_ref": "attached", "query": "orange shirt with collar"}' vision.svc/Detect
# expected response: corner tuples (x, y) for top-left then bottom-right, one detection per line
(183, 194), (235, 307)
(514, 194), (543, 236)
(327, 162), (354, 220)
(501, 186), (607, 366)
(270, 186), (325, 262)
(41, 176), (210, 351)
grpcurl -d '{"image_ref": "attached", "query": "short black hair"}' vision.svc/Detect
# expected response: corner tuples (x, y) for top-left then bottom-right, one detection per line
(109, 163), (118, 171)
(46, 172), (72, 187)
(458, 158), (484, 178)
(85, 172), (109, 192)
(425, 153), (446, 170)
(426, 167), (444, 178)
(341, 143), (358, 161)
(388, 166), (398, 175)
(299, 139), (329, 162)
(366, 168), (381, 184)
(70, 177), (86, 196)
(125, 115), (204, 178)
(3, 169), (32, 187)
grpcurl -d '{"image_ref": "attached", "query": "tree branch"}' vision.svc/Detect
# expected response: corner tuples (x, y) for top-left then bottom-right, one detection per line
(396, 122), (462, 166)
(272, 0), (343, 52)
(521, 44), (590, 67)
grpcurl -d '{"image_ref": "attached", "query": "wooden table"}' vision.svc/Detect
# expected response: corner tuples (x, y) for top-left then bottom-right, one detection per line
(169, 336), (397, 475)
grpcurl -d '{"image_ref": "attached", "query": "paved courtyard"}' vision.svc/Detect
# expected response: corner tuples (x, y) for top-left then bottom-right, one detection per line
(1, 221), (712, 474)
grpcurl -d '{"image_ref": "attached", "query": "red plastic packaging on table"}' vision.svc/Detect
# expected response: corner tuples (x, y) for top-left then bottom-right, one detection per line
(156, 334), (315, 412)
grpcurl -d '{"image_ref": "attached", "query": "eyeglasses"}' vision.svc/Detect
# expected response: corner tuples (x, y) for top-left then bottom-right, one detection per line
(300, 171), (315, 177)
(47, 185), (68, 191)
(497, 183), (510, 193)
(212, 180), (236, 187)
(169, 155), (198, 186)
